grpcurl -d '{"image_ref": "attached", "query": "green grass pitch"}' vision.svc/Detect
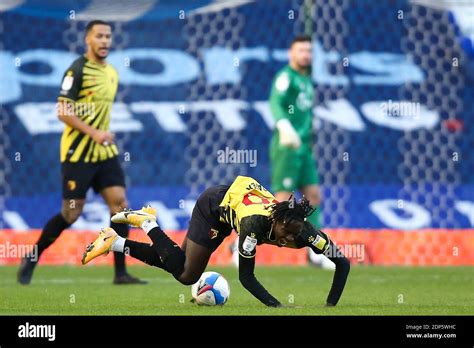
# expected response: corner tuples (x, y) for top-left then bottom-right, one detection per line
(0, 265), (472, 315)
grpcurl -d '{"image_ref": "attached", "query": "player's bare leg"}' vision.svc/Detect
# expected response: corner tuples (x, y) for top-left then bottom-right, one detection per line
(61, 198), (86, 224)
(101, 186), (128, 213)
(300, 184), (321, 207)
(175, 237), (213, 285)
(100, 186), (147, 284)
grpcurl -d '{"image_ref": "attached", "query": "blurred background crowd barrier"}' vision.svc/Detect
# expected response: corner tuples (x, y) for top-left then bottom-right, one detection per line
(0, 0), (473, 265)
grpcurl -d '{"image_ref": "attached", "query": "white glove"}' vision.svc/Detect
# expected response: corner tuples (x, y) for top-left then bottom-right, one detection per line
(276, 119), (301, 149)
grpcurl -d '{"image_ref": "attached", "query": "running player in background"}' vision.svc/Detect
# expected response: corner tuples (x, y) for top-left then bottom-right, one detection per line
(82, 176), (350, 307)
(269, 35), (332, 268)
(17, 20), (145, 285)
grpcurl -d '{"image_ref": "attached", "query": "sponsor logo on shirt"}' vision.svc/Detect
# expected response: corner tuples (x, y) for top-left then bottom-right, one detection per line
(242, 235), (257, 255)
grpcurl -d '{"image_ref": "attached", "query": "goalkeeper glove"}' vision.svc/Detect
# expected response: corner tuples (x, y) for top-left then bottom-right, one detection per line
(276, 119), (301, 149)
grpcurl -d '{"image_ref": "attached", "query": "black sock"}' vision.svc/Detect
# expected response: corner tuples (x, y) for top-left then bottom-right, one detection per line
(147, 226), (185, 278)
(34, 213), (71, 260)
(124, 240), (164, 269)
(111, 221), (129, 276)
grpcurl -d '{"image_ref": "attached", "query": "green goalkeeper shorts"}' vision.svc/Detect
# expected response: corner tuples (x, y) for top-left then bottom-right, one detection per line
(270, 143), (319, 192)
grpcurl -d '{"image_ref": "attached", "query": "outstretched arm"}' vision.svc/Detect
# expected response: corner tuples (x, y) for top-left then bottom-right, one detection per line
(324, 245), (351, 306)
(237, 217), (281, 307)
(239, 254), (281, 307)
(297, 222), (350, 306)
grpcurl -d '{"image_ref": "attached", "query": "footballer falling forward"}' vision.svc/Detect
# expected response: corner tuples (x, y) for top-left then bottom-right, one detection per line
(82, 176), (350, 307)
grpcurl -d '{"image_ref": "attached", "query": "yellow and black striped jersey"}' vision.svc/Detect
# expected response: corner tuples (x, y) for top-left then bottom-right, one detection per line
(58, 55), (119, 163)
(215, 176), (336, 307)
(218, 176), (279, 235)
(218, 176), (279, 259)
(218, 176), (329, 259)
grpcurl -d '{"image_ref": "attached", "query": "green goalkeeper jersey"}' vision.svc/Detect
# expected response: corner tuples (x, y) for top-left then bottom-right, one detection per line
(269, 65), (314, 147)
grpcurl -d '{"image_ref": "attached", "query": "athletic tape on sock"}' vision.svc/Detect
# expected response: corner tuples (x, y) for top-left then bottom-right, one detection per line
(141, 219), (159, 234)
(111, 236), (126, 253)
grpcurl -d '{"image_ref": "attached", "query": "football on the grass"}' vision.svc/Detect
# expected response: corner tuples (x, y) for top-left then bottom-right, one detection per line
(191, 271), (230, 306)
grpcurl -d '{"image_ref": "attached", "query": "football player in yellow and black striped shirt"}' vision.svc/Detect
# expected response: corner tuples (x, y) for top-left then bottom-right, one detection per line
(83, 176), (350, 307)
(18, 20), (145, 285)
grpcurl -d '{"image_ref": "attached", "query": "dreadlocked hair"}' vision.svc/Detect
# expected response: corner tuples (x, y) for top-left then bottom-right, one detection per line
(267, 194), (316, 225)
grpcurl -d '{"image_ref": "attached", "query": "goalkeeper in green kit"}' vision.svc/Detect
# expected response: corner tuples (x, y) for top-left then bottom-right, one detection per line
(269, 35), (332, 268)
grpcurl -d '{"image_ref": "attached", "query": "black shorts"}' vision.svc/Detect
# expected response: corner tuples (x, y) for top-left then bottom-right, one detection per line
(187, 185), (233, 251)
(61, 156), (126, 199)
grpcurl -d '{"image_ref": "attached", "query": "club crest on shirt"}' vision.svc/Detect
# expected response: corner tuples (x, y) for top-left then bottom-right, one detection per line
(61, 72), (74, 91)
(208, 228), (219, 239)
(67, 180), (76, 191)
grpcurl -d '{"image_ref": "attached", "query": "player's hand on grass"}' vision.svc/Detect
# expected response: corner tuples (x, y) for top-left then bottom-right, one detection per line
(268, 302), (303, 309)
(92, 129), (115, 146)
(266, 300), (282, 307)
